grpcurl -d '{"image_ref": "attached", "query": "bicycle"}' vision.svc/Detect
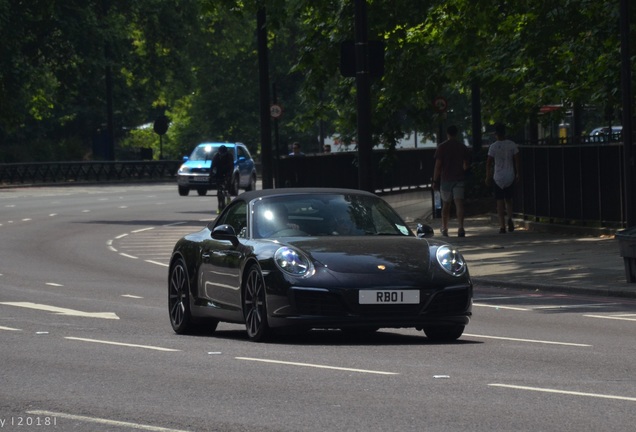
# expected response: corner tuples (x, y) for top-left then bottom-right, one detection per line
(216, 175), (231, 214)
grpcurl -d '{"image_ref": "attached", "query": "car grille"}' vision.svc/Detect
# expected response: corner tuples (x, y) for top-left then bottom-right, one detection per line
(189, 168), (209, 174)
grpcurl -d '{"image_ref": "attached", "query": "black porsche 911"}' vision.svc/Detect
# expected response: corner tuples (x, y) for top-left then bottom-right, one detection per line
(168, 188), (472, 342)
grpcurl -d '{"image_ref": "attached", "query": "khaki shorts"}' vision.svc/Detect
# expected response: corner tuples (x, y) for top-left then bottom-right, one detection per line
(440, 181), (465, 202)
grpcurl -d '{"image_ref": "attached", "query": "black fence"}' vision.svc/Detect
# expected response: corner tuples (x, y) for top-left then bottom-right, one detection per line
(277, 143), (627, 229)
(276, 148), (435, 192)
(517, 142), (625, 228)
(0, 160), (180, 185)
(0, 142), (628, 228)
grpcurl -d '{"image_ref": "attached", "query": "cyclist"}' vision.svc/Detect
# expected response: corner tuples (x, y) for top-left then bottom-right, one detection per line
(211, 145), (234, 213)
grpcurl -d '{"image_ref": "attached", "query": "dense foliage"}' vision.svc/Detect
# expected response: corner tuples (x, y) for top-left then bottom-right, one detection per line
(0, 0), (632, 162)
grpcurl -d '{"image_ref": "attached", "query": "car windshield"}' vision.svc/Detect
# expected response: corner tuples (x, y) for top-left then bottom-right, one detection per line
(252, 193), (413, 238)
(189, 145), (218, 161)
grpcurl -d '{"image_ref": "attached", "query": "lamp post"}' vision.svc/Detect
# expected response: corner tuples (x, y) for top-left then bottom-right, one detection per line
(355, 0), (373, 192)
(620, 0), (633, 227)
(257, 6), (273, 189)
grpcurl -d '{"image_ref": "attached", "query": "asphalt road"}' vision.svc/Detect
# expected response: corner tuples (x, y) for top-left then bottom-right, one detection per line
(2, 184), (636, 432)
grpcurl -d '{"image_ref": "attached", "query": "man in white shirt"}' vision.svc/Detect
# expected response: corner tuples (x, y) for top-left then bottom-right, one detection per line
(485, 123), (520, 233)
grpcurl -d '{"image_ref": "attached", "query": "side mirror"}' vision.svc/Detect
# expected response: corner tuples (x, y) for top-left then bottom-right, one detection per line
(211, 224), (240, 247)
(416, 223), (434, 238)
(182, 156), (189, 162)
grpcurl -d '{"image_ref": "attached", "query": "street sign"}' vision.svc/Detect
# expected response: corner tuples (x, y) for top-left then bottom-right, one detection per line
(433, 96), (448, 113)
(270, 104), (283, 119)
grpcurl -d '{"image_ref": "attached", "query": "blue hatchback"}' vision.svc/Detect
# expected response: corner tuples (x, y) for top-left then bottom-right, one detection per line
(176, 142), (257, 196)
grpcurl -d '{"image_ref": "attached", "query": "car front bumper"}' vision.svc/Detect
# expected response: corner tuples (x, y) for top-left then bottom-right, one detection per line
(266, 283), (473, 330)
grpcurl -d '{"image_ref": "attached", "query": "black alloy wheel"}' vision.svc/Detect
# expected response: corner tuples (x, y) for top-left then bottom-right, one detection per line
(169, 258), (193, 333)
(243, 264), (271, 342)
(169, 258), (219, 334)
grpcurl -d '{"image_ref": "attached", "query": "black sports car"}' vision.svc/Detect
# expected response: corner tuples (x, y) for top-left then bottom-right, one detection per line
(168, 188), (472, 342)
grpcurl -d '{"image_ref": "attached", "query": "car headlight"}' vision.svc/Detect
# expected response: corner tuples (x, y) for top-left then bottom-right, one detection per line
(436, 245), (467, 277)
(274, 247), (314, 278)
(178, 166), (191, 174)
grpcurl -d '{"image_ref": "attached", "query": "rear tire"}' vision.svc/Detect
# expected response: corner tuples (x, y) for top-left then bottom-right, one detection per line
(168, 258), (194, 334)
(169, 257), (219, 334)
(197, 188), (207, 196)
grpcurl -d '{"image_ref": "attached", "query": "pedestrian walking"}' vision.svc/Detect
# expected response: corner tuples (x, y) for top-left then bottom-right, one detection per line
(432, 125), (471, 237)
(288, 142), (305, 157)
(485, 123), (520, 233)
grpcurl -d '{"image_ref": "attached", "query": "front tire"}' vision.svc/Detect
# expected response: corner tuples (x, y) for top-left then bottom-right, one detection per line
(245, 174), (256, 192)
(243, 264), (270, 342)
(423, 324), (464, 342)
(197, 188), (208, 196)
(229, 175), (240, 196)
(178, 186), (190, 196)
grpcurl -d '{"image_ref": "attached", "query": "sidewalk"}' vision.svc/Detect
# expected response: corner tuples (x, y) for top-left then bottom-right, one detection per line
(384, 190), (636, 299)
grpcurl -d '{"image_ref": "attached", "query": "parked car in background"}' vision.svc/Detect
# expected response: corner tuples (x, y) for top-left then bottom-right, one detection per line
(168, 188), (473, 342)
(177, 142), (257, 196)
(588, 126), (622, 143)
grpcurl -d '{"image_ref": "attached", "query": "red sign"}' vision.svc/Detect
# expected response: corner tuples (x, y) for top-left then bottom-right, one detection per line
(433, 96), (448, 113)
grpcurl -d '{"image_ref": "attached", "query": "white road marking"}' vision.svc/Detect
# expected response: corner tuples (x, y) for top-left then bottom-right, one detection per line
(473, 303), (529, 311)
(584, 314), (636, 322)
(45, 282), (63, 287)
(121, 294), (143, 299)
(0, 302), (119, 320)
(0, 326), (21, 331)
(26, 410), (190, 432)
(119, 253), (138, 259)
(533, 303), (618, 310)
(116, 233), (129, 239)
(236, 357), (399, 375)
(132, 227), (155, 233)
(464, 333), (591, 347)
(146, 260), (169, 267)
(65, 337), (180, 352)
(489, 384), (636, 402)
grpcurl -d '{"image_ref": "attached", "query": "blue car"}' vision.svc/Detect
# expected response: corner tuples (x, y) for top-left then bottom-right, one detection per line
(177, 142), (257, 196)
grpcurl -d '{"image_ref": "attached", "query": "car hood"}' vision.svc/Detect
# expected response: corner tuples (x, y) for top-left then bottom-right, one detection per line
(181, 160), (212, 169)
(286, 236), (434, 274)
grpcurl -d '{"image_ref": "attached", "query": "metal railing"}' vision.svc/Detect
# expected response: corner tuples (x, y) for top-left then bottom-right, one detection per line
(0, 142), (628, 228)
(0, 160), (180, 185)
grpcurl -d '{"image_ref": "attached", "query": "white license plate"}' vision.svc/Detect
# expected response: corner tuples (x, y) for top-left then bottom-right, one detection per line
(191, 176), (209, 182)
(359, 290), (420, 304)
